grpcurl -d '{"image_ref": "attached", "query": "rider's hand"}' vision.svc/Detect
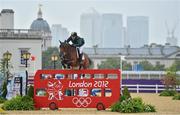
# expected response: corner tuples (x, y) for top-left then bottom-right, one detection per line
(72, 44), (76, 47)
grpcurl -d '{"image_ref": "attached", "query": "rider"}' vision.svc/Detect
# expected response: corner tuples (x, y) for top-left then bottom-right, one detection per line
(66, 32), (85, 64)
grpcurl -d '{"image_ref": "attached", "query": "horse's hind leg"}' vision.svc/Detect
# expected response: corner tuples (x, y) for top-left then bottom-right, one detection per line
(79, 65), (82, 70)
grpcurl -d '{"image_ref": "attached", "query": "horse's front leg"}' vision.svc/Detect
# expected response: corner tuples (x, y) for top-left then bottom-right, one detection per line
(61, 61), (66, 69)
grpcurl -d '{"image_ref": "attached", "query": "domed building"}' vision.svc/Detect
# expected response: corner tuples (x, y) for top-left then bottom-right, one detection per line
(30, 5), (52, 51)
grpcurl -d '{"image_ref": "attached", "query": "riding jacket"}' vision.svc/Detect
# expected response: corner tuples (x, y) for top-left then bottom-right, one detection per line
(67, 36), (85, 47)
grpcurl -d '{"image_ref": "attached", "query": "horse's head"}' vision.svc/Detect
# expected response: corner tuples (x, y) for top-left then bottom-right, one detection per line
(59, 40), (68, 52)
(59, 40), (72, 59)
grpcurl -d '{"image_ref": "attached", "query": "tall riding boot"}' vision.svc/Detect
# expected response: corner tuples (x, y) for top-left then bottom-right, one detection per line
(79, 53), (83, 64)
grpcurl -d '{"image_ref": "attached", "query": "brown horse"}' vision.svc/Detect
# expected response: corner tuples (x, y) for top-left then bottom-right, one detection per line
(59, 40), (92, 69)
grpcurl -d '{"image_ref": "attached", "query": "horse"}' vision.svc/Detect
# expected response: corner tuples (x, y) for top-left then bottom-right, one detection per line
(59, 40), (92, 70)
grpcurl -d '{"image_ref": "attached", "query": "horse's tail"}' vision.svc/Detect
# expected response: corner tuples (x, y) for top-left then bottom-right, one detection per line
(88, 57), (92, 66)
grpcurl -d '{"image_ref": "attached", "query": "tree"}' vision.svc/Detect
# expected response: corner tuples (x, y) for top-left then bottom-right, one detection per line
(162, 71), (177, 90)
(98, 58), (132, 70)
(161, 60), (180, 90)
(122, 61), (132, 70)
(27, 85), (34, 98)
(154, 62), (165, 71)
(1, 81), (7, 99)
(98, 58), (120, 69)
(139, 60), (154, 70)
(0, 59), (6, 75)
(42, 47), (62, 69)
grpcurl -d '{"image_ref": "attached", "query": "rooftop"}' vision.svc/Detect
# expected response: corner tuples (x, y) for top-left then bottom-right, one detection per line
(0, 29), (42, 40)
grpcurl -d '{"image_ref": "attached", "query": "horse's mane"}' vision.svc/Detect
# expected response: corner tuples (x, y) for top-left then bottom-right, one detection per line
(61, 42), (76, 54)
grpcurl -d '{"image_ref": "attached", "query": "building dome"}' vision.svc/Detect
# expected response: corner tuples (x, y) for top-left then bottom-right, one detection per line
(30, 18), (50, 32)
(30, 5), (50, 32)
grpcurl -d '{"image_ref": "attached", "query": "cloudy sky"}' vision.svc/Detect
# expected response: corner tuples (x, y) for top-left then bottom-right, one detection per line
(0, 0), (180, 45)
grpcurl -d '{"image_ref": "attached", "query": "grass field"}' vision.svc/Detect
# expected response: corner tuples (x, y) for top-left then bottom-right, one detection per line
(1, 93), (180, 115)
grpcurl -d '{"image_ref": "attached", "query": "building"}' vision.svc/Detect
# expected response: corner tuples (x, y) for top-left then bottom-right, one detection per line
(83, 44), (180, 69)
(127, 16), (149, 48)
(30, 6), (52, 51)
(51, 24), (69, 47)
(80, 8), (101, 48)
(101, 13), (123, 48)
(0, 9), (14, 29)
(0, 29), (42, 75)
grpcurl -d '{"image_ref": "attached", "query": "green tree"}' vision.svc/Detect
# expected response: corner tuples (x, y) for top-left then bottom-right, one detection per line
(1, 81), (7, 99)
(0, 59), (6, 75)
(154, 62), (165, 71)
(97, 58), (132, 70)
(27, 85), (34, 98)
(161, 60), (180, 90)
(139, 60), (154, 70)
(122, 61), (132, 70)
(122, 86), (131, 99)
(169, 60), (180, 71)
(162, 71), (177, 90)
(42, 47), (62, 69)
(98, 58), (120, 69)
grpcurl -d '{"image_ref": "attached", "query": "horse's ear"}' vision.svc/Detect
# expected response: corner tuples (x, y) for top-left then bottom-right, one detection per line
(59, 40), (62, 44)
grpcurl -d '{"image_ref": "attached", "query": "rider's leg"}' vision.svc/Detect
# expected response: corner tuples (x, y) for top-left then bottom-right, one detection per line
(79, 46), (84, 64)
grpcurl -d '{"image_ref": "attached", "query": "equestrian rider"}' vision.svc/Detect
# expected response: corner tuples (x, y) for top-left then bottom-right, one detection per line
(66, 32), (85, 64)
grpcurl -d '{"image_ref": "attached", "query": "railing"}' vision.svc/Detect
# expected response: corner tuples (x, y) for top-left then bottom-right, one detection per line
(122, 71), (180, 80)
(122, 84), (180, 93)
(0, 29), (42, 39)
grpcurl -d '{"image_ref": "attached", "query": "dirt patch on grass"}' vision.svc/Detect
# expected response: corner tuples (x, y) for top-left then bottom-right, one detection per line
(131, 93), (180, 114)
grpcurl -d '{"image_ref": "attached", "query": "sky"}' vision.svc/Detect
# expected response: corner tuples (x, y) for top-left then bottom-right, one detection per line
(0, 0), (180, 45)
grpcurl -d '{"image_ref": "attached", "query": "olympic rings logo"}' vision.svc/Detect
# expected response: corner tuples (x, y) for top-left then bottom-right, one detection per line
(72, 97), (92, 107)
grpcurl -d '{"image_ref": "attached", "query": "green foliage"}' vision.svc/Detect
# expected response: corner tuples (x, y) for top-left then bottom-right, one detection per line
(97, 58), (133, 70)
(1, 81), (7, 99)
(0, 97), (6, 103)
(119, 95), (127, 102)
(0, 59), (6, 74)
(139, 61), (154, 71)
(111, 101), (121, 112)
(111, 97), (156, 113)
(122, 86), (131, 99)
(159, 90), (177, 96)
(144, 104), (156, 112)
(154, 62), (165, 71)
(161, 69), (178, 90)
(98, 58), (120, 69)
(168, 60), (180, 72)
(137, 60), (165, 71)
(27, 85), (34, 98)
(172, 93), (180, 100)
(2, 95), (34, 110)
(42, 47), (62, 69)
(122, 61), (132, 70)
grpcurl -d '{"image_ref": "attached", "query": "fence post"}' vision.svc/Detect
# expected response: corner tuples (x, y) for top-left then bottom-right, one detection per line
(156, 84), (158, 93)
(137, 84), (139, 93)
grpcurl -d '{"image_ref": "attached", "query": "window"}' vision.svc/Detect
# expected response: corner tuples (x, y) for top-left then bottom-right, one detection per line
(67, 74), (78, 79)
(94, 74), (104, 79)
(91, 88), (101, 97)
(105, 88), (112, 97)
(36, 89), (47, 96)
(80, 74), (91, 79)
(55, 74), (64, 79)
(107, 74), (118, 79)
(19, 49), (29, 65)
(64, 89), (76, 96)
(41, 74), (53, 79)
(78, 88), (88, 97)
